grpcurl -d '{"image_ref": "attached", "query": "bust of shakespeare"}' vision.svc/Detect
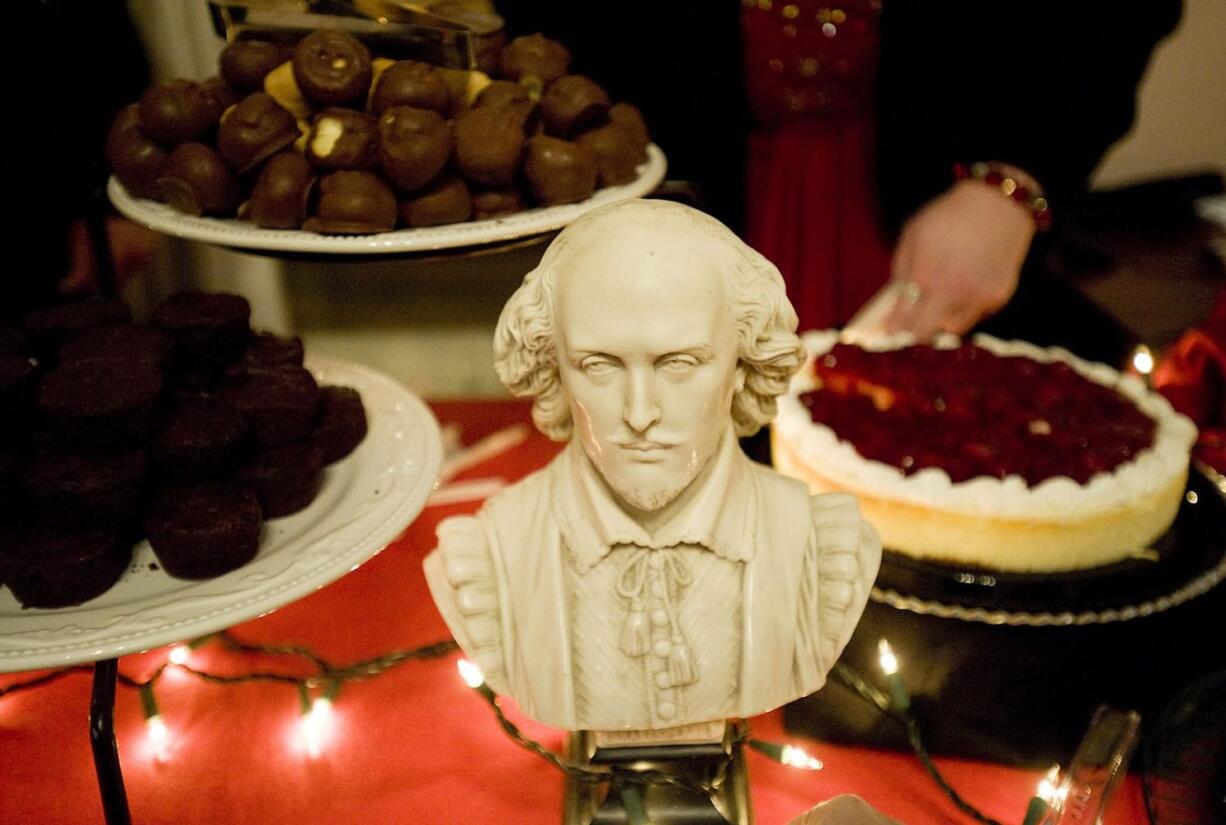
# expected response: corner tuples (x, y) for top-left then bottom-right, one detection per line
(424, 198), (881, 733)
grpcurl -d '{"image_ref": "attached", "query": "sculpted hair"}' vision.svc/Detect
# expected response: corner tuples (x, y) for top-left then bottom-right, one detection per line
(493, 200), (804, 441)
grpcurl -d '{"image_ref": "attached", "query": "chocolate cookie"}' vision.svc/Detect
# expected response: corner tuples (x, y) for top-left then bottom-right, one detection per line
(4, 527), (133, 608)
(239, 441), (324, 518)
(23, 297), (132, 362)
(146, 483), (263, 579)
(58, 323), (170, 367)
(37, 360), (164, 451)
(153, 397), (250, 484)
(312, 385), (367, 464)
(21, 446), (148, 528)
(218, 364), (321, 448)
(153, 291), (252, 376)
(242, 332), (304, 368)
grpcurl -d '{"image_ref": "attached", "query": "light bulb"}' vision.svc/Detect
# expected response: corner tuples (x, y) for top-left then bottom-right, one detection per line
(877, 639), (899, 675)
(168, 645), (190, 666)
(146, 715), (170, 762)
(1037, 764), (1063, 804)
(780, 744), (823, 771)
(1131, 345), (1154, 376)
(457, 659), (486, 689)
(301, 697), (333, 758)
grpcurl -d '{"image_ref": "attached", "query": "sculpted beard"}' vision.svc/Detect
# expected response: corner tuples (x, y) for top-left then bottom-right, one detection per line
(593, 437), (714, 513)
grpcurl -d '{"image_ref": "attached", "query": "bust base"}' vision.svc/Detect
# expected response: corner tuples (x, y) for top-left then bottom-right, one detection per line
(562, 721), (751, 824)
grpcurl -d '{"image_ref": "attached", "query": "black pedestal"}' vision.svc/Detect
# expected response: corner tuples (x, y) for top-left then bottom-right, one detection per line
(563, 726), (751, 824)
(90, 658), (131, 825)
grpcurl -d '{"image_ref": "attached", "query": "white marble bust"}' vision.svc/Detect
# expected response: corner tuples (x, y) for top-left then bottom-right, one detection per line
(424, 199), (881, 732)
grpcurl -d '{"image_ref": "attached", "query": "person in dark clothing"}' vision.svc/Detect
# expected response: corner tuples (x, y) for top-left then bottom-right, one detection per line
(494, 1), (1181, 351)
(7, 0), (154, 324)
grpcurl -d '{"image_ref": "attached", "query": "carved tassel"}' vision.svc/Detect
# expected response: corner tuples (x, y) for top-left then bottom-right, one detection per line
(619, 600), (649, 657)
(668, 638), (697, 686)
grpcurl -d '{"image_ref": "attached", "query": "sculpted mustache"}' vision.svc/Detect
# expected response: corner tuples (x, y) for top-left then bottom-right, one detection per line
(614, 439), (680, 450)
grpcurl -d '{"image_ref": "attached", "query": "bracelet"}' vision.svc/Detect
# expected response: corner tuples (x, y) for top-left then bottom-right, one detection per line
(953, 161), (1052, 231)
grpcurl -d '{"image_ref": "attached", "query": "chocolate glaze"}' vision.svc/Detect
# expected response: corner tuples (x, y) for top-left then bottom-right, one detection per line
(138, 79), (223, 145)
(369, 60), (450, 116)
(305, 107), (379, 170)
(523, 134), (598, 205)
(221, 39), (294, 92)
(217, 92), (300, 173)
(398, 175), (473, 227)
(499, 33), (570, 84)
(453, 105), (526, 187)
(377, 106), (451, 192)
(246, 151), (315, 230)
(105, 104), (169, 198)
(155, 142), (243, 216)
(576, 122), (647, 187)
(304, 171), (397, 234)
(609, 102), (651, 150)
(471, 187), (525, 219)
(540, 75), (610, 139)
(292, 29), (373, 108)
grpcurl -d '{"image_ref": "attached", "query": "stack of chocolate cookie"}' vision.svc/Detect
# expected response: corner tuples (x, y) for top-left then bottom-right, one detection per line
(0, 292), (368, 608)
(106, 28), (652, 234)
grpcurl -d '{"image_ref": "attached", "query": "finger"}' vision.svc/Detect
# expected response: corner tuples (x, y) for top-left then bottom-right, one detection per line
(940, 300), (986, 335)
(889, 225), (917, 286)
(58, 221), (97, 295)
(878, 279), (921, 333)
(902, 291), (950, 341)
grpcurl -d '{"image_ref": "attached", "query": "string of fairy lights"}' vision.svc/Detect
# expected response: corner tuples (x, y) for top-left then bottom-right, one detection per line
(0, 630), (1073, 824)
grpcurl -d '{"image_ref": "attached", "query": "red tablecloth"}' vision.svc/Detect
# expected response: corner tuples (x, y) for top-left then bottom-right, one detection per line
(0, 400), (1149, 825)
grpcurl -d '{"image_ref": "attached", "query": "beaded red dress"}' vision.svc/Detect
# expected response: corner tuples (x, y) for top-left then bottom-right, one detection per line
(741, 0), (892, 332)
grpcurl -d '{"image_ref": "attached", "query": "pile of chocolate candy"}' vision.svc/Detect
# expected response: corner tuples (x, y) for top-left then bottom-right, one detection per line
(106, 29), (652, 233)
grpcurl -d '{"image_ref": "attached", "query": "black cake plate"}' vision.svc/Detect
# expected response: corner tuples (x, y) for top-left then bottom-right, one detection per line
(870, 464), (1226, 625)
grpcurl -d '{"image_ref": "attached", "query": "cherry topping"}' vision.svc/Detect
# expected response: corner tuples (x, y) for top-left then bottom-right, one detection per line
(802, 342), (1157, 486)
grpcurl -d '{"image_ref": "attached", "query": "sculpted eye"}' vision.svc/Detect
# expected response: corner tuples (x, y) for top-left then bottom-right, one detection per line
(658, 354), (699, 373)
(580, 356), (617, 376)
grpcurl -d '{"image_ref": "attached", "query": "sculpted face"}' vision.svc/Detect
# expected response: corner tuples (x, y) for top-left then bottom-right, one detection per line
(554, 230), (743, 514)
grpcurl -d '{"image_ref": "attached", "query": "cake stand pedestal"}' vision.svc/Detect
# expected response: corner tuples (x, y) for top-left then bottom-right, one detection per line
(90, 659), (131, 825)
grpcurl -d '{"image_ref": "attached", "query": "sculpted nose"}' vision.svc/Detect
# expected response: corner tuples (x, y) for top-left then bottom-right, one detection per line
(623, 369), (660, 433)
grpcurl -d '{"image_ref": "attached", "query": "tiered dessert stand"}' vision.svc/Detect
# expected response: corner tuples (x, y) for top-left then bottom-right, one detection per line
(0, 357), (442, 824)
(2, 106), (666, 820)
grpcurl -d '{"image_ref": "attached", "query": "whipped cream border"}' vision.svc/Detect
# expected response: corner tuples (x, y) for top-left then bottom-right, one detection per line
(774, 331), (1199, 522)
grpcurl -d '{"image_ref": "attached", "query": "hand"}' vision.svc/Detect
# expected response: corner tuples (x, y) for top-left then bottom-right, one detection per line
(60, 216), (161, 296)
(878, 179), (1036, 339)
